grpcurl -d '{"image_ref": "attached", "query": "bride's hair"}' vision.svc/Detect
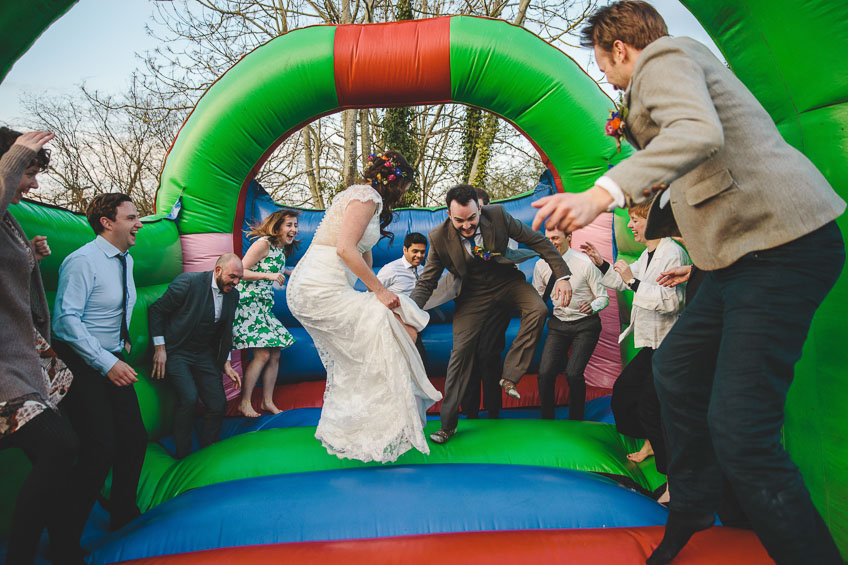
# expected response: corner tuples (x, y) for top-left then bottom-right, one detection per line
(361, 150), (414, 241)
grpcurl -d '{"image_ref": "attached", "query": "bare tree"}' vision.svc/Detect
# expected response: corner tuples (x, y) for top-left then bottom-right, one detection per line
(20, 0), (598, 212)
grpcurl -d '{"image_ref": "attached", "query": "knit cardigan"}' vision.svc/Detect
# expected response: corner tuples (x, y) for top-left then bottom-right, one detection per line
(0, 145), (51, 404)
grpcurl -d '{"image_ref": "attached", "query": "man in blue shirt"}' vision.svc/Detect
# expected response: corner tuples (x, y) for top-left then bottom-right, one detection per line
(52, 193), (147, 540)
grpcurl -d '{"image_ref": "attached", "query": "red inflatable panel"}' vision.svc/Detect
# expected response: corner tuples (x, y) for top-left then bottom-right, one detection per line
(227, 376), (611, 416)
(117, 527), (772, 565)
(333, 18), (452, 108)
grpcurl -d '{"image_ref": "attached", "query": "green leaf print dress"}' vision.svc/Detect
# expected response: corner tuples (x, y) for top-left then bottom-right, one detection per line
(232, 238), (295, 349)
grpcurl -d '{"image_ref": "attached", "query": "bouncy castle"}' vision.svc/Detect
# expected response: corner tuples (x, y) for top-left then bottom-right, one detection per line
(1, 1), (846, 563)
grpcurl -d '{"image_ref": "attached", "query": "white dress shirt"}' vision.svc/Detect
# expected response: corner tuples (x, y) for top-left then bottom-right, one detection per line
(53, 236), (137, 375)
(377, 256), (423, 296)
(533, 248), (609, 321)
(601, 237), (690, 349)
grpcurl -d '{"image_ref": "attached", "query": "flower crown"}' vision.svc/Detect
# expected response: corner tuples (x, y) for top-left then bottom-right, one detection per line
(367, 152), (407, 188)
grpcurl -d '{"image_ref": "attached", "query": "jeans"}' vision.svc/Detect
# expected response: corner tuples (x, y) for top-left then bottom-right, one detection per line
(653, 221), (844, 564)
(537, 315), (602, 420)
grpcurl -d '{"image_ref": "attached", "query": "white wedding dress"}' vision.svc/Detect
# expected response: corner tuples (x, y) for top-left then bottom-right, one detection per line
(286, 185), (442, 463)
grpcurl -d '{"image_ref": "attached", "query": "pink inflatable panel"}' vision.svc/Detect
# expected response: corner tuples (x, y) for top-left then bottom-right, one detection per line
(571, 212), (622, 388)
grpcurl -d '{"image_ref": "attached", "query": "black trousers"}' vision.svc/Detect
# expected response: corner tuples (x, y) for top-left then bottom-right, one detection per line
(611, 347), (667, 474)
(52, 341), (147, 536)
(653, 221), (844, 564)
(166, 349), (227, 459)
(461, 305), (509, 419)
(0, 409), (79, 565)
(537, 315), (602, 421)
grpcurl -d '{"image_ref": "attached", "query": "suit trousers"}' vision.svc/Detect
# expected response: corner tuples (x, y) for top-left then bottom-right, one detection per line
(0, 409), (79, 564)
(538, 314), (602, 421)
(52, 341), (147, 538)
(653, 221), (844, 564)
(166, 349), (227, 459)
(441, 277), (547, 431)
(461, 305), (509, 419)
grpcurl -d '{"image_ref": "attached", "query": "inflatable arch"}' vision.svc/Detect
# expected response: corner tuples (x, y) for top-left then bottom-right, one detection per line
(2, 1), (848, 562)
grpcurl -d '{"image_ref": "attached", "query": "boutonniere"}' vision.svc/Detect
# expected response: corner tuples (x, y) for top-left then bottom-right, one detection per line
(605, 94), (628, 153)
(471, 244), (501, 261)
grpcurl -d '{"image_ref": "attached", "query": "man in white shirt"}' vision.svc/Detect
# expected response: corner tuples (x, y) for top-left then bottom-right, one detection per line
(533, 228), (608, 420)
(376, 232), (426, 296)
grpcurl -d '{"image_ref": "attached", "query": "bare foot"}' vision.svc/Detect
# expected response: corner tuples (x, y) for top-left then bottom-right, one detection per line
(657, 483), (670, 505)
(238, 402), (261, 418)
(626, 440), (654, 463)
(261, 401), (281, 415)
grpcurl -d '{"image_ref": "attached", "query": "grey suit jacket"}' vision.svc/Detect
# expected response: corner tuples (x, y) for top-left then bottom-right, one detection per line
(410, 204), (570, 308)
(148, 270), (238, 370)
(605, 36), (845, 270)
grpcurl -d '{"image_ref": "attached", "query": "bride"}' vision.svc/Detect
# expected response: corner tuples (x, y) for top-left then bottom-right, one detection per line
(286, 150), (442, 463)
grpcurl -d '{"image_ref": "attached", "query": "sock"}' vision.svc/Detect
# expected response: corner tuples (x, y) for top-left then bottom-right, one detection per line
(646, 510), (715, 565)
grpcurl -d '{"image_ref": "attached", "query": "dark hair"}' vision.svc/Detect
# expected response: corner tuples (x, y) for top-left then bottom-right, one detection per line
(474, 187), (491, 205)
(246, 208), (301, 257)
(361, 150), (414, 241)
(445, 184), (479, 209)
(86, 193), (132, 234)
(403, 232), (427, 248)
(0, 126), (51, 172)
(580, 1), (669, 52)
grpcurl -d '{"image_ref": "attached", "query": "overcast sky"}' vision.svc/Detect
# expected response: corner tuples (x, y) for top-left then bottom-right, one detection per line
(0, 0), (723, 128)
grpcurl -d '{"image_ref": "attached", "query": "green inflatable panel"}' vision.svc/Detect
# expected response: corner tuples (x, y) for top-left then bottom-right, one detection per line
(137, 420), (665, 510)
(679, 2), (848, 555)
(155, 25), (339, 235)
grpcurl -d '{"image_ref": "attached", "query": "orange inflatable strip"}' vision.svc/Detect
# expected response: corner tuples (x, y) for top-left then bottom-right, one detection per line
(116, 527), (772, 565)
(333, 17), (452, 108)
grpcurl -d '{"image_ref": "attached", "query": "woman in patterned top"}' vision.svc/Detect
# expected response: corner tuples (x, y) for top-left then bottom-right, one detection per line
(234, 209), (299, 417)
(0, 128), (83, 564)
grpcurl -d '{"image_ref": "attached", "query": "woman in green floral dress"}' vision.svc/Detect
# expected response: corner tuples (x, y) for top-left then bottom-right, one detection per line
(234, 209), (298, 417)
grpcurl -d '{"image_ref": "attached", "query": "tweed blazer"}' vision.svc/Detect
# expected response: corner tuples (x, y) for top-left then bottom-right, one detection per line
(410, 204), (570, 309)
(0, 146), (51, 404)
(605, 36), (845, 270)
(148, 270), (238, 370)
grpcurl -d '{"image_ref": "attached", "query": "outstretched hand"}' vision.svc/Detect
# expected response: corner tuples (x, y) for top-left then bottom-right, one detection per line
(657, 265), (693, 287)
(13, 131), (54, 152)
(531, 186), (612, 233)
(580, 242), (604, 267)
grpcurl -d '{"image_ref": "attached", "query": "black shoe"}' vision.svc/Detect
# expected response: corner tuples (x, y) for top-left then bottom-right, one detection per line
(646, 510), (715, 565)
(110, 506), (142, 532)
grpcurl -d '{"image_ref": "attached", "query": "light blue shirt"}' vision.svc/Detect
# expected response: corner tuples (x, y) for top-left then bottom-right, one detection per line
(53, 235), (137, 375)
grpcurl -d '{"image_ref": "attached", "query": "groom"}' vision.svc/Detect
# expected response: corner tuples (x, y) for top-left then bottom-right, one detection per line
(410, 184), (572, 444)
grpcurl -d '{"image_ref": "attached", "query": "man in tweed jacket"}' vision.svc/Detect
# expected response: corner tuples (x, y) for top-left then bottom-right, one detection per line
(531, 2), (845, 564)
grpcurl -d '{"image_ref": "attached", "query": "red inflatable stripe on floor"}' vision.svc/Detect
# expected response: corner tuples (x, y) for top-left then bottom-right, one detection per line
(333, 17), (452, 108)
(116, 526), (772, 565)
(227, 376), (611, 417)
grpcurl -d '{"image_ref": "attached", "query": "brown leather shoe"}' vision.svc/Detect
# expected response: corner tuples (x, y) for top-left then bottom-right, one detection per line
(499, 379), (520, 400)
(429, 428), (456, 444)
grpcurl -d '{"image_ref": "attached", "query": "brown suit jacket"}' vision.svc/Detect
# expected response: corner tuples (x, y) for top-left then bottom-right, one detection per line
(606, 36), (845, 270)
(410, 204), (570, 308)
